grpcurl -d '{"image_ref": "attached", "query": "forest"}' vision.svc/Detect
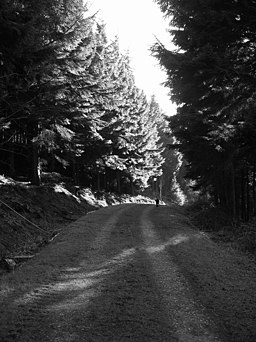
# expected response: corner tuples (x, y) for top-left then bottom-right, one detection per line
(0, 0), (176, 197)
(154, 0), (256, 220)
(3, 0), (256, 222)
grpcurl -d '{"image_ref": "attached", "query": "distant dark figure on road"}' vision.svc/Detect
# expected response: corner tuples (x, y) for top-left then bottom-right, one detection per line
(155, 198), (159, 207)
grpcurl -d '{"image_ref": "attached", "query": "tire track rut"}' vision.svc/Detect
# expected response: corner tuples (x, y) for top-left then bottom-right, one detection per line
(1, 204), (227, 341)
(141, 205), (222, 342)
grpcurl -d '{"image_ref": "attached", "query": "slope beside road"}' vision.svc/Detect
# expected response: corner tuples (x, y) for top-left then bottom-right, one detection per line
(1, 204), (256, 341)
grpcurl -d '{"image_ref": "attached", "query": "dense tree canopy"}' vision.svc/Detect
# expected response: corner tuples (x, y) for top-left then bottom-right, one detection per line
(0, 0), (167, 195)
(153, 0), (256, 218)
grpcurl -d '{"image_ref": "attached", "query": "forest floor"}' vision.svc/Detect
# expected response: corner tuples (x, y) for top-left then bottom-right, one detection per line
(186, 201), (256, 256)
(1, 202), (256, 341)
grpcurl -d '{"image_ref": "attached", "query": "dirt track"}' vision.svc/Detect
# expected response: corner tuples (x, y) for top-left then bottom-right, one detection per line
(1, 204), (256, 341)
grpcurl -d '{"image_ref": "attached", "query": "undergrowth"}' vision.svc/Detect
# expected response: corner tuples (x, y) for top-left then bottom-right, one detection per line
(185, 200), (256, 256)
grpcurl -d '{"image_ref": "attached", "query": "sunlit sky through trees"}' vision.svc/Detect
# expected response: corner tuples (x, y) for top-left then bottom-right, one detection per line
(88, 0), (177, 116)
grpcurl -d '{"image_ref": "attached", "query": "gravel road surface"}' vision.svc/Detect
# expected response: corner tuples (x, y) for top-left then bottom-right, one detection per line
(1, 204), (256, 341)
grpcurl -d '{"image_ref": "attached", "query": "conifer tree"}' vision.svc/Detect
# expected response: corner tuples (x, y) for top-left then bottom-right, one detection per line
(0, 0), (91, 184)
(153, 0), (256, 217)
(0, 1), (167, 196)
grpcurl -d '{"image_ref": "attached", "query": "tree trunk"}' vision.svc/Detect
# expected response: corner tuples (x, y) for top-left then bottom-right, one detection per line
(31, 144), (41, 186)
(28, 120), (40, 185)
(253, 163), (256, 215)
(72, 157), (79, 186)
(97, 173), (101, 191)
(159, 176), (163, 201)
(117, 171), (121, 194)
(246, 167), (250, 221)
(130, 176), (134, 195)
(8, 146), (16, 179)
(230, 161), (236, 218)
(103, 173), (107, 191)
(49, 151), (56, 172)
(241, 169), (246, 220)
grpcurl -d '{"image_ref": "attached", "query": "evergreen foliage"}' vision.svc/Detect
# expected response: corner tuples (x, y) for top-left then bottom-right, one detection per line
(153, 0), (256, 218)
(0, 1), (166, 194)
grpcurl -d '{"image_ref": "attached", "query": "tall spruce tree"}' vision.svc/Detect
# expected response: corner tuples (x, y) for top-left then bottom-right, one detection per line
(153, 0), (256, 218)
(0, 0), (91, 184)
(0, 1), (167, 196)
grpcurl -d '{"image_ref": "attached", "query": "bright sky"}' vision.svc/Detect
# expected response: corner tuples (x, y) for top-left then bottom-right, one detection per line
(88, 0), (177, 116)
